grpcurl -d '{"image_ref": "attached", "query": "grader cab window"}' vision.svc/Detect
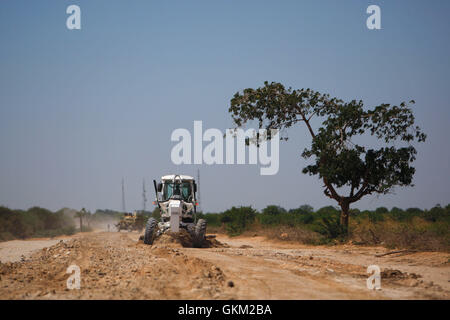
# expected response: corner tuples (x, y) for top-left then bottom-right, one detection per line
(162, 182), (192, 201)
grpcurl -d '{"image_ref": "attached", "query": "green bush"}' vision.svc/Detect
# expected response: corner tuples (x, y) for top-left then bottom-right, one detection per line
(367, 211), (385, 223)
(375, 207), (389, 214)
(201, 213), (221, 227)
(312, 215), (347, 241)
(222, 206), (256, 236)
(388, 207), (409, 221)
(262, 205), (286, 216)
(422, 205), (449, 222)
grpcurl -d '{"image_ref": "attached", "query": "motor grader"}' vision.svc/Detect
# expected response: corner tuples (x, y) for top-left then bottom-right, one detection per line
(116, 211), (143, 232)
(143, 174), (206, 247)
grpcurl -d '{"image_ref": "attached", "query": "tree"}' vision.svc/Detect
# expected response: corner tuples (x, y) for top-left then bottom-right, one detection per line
(298, 204), (314, 214)
(262, 205), (286, 215)
(289, 204), (314, 215)
(75, 208), (87, 232)
(375, 207), (389, 214)
(423, 205), (445, 222)
(84, 210), (93, 228)
(221, 206), (257, 235)
(228, 82), (426, 233)
(390, 207), (407, 220)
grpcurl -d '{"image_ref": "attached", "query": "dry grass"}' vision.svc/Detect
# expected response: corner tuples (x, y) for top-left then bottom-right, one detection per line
(206, 219), (449, 252)
(351, 217), (450, 252)
(236, 223), (322, 245)
(205, 225), (226, 235)
(259, 226), (322, 244)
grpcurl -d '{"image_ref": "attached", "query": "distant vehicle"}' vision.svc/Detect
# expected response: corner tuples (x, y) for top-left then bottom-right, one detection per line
(116, 211), (143, 232)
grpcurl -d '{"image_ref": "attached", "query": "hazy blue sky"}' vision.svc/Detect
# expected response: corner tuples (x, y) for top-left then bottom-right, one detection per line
(1, 0), (449, 213)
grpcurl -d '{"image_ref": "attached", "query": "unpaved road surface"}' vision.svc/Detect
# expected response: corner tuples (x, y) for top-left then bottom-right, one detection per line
(0, 232), (448, 299)
(0, 237), (73, 263)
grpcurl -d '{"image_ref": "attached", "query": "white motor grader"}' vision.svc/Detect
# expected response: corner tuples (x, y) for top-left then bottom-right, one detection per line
(143, 174), (207, 247)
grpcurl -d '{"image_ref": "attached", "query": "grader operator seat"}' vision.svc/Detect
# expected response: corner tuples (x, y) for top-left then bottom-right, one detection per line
(171, 183), (182, 200)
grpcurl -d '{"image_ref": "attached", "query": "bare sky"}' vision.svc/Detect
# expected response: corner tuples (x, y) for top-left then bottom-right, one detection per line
(1, 0), (449, 213)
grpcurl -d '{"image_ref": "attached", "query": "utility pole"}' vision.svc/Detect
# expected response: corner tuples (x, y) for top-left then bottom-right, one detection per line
(121, 178), (126, 213)
(142, 178), (147, 212)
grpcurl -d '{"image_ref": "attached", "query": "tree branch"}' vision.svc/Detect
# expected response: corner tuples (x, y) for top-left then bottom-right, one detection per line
(307, 111), (317, 122)
(323, 177), (341, 202)
(297, 109), (316, 139)
(350, 181), (370, 203)
(298, 106), (343, 203)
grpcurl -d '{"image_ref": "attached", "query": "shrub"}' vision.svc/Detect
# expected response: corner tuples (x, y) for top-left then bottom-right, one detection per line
(201, 213), (221, 227)
(367, 211), (385, 223)
(388, 207), (408, 221)
(222, 206), (256, 236)
(375, 207), (389, 214)
(422, 205), (447, 222)
(312, 215), (347, 241)
(262, 205), (286, 215)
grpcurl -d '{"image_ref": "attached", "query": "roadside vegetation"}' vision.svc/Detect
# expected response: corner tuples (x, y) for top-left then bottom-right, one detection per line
(0, 206), (76, 241)
(198, 204), (450, 252)
(0, 207), (152, 241)
(2, 204), (448, 252)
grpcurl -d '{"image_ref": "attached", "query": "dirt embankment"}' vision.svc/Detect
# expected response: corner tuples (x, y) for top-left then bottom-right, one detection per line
(0, 232), (448, 299)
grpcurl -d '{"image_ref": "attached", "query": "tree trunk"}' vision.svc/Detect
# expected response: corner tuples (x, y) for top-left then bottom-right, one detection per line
(79, 216), (83, 232)
(339, 201), (350, 234)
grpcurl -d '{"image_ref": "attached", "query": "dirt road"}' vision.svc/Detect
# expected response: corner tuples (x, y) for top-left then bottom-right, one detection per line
(0, 231), (448, 299)
(0, 236), (74, 263)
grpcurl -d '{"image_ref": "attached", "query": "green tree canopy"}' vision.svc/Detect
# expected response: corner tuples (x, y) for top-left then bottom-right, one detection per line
(289, 204), (314, 214)
(229, 81), (426, 232)
(262, 205), (286, 215)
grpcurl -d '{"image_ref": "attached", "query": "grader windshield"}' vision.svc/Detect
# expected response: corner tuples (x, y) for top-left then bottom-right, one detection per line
(162, 181), (192, 201)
